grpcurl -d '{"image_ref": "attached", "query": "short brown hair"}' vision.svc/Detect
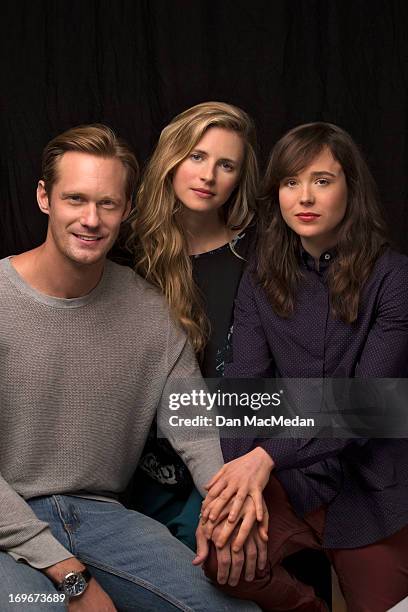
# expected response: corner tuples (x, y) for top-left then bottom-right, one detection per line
(42, 124), (139, 202)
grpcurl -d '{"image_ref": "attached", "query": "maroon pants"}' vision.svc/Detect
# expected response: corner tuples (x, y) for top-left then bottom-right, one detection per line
(204, 475), (408, 612)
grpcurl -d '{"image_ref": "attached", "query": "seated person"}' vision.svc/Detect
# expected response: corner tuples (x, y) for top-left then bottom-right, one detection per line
(126, 101), (258, 550)
(0, 123), (259, 612)
(196, 122), (408, 612)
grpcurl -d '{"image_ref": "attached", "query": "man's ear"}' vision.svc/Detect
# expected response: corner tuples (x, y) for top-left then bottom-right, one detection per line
(37, 180), (50, 216)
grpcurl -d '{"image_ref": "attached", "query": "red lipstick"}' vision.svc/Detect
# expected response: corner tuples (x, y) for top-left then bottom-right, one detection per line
(295, 213), (320, 222)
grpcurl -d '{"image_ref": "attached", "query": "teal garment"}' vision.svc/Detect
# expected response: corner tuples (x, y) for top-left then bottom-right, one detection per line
(128, 471), (203, 551)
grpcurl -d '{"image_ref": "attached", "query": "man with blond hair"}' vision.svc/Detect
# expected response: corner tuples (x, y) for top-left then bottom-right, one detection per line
(0, 124), (257, 612)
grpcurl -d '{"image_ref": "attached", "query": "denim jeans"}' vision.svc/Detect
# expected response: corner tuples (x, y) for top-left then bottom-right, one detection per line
(0, 495), (258, 612)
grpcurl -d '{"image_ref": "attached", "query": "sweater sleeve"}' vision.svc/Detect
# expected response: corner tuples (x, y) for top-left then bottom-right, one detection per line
(0, 474), (73, 568)
(158, 318), (224, 496)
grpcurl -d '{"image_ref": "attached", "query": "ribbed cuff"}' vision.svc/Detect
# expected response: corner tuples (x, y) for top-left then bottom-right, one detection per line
(8, 527), (74, 569)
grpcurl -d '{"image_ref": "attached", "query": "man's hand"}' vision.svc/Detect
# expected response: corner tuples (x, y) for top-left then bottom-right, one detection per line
(43, 559), (116, 611)
(194, 521), (268, 587)
(68, 580), (116, 612)
(201, 495), (269, 551)
(202, 447), (274, 524)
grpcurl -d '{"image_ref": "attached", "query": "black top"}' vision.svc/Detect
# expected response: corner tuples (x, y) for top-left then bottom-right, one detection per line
(137, 226), (255, 489)
(223, 247), (408, 547)
(192, 228), (254, 377)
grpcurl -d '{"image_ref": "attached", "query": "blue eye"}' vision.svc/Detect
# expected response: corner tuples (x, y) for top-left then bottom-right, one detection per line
(190, 153), (203, 162)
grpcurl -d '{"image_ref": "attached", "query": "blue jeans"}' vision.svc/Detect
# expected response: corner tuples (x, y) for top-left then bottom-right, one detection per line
(0, 495), (258, 612)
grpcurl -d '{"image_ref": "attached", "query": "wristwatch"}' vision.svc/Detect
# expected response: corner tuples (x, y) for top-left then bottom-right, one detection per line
(57, 567), (92, 598)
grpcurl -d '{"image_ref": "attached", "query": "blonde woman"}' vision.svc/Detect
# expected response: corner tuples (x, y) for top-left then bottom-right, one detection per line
(127, 101), (259, 550)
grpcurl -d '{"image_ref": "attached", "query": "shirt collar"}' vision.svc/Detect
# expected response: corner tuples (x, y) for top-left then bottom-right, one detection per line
(300, 245), (337, 272)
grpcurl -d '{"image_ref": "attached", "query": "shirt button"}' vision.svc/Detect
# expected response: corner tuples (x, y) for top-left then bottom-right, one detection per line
(324, 253), (331, 260)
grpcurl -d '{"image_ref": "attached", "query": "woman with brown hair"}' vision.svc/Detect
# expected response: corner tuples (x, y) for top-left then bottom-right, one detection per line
(126, 101), (260, 550)
(199, 122), (408, 611)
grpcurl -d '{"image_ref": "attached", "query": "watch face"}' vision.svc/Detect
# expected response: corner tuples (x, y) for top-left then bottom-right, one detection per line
(63, 572), (87, 597)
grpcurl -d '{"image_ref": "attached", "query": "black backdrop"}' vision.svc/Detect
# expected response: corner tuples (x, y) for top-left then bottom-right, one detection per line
(2, 0), (408, 258)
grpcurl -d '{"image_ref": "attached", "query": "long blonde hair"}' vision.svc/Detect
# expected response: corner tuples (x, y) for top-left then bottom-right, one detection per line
(129, 101), (258, 354)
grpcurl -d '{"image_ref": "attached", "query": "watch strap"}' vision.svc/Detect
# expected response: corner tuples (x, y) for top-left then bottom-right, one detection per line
(80, 568), (92, 584)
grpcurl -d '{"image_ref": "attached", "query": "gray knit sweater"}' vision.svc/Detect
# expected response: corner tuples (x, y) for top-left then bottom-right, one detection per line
(0, 257), (224, 569)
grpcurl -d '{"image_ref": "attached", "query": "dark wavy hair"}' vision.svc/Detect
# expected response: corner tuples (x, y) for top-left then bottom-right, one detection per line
(257, 122), (388, 323)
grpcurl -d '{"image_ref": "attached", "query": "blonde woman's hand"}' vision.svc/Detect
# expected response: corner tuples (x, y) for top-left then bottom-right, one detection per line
(202, 447), (274, 524)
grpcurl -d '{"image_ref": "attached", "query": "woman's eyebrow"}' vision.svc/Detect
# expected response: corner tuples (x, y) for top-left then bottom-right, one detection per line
(219, 157), (238, 164)
(310, 170), (337, 177)
(192, 149), (238, 163)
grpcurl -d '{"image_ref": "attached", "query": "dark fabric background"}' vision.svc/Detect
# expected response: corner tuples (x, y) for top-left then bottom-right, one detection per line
(1, 0), (408, 257)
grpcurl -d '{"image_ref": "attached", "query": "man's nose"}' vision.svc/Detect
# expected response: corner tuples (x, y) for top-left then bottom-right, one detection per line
(80, 203), (100, 227)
